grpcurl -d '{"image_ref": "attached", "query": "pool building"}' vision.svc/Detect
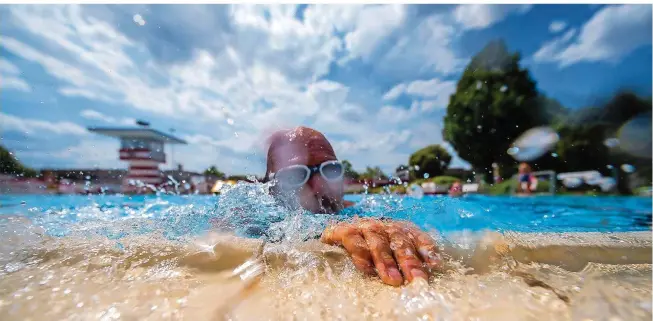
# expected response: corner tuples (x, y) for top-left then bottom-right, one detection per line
(88, 121), (188, 194)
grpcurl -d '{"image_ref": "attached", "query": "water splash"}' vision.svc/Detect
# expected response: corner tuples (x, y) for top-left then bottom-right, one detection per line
(132, 14), (146, 26)
(616, 112), (652, 159)
(621, 164), (636, 173)
(604, 137), (620, 148)
(508, 127), (559, 161)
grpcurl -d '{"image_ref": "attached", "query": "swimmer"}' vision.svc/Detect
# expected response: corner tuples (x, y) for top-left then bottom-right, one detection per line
(264, 126), (441, 286)
(448, 180), (463, 197)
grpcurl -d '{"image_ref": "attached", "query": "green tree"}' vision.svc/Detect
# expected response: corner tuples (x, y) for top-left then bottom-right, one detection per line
(408, 145), (452, 179)
(204, 166), (225, 179)
(443, 40), (545, 182)
(570, 91), (652, 128)
(0, 145), (37, 177)
(341, 160), (360, 179)
(554, 123), (610, 172)
(535, 94), (569, 125)
(360, 166), (387, 180)
(551, 92), (652, 194)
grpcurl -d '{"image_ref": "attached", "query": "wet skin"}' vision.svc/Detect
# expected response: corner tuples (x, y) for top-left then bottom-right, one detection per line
(266, 127), (442, 286)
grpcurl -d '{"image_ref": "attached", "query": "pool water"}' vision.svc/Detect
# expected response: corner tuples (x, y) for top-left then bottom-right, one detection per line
(0, 182), (651, 320)
(1, 187), (650, 240)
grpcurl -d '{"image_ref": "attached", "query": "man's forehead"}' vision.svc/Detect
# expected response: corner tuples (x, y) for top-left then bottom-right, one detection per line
(268, 128), (336, 167)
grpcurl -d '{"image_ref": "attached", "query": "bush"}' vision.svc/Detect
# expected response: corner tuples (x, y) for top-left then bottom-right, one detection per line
(366, 185), (406, 195)
(487, 179), (515, 195)
(487, 177), (552, 195)
(432, 176), (461, 186)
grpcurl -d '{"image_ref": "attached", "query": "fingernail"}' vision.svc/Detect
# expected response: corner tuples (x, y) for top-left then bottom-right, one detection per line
(387, 267), (402, 281)
(411, 269), (428, 280)
(420, 249), (441, 265)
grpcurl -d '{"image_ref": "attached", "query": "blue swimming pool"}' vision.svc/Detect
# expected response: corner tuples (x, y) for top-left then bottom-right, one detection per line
(1, 184), (651, 241)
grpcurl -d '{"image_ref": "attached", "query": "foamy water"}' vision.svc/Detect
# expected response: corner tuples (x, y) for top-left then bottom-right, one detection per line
(0, 182), (651, 320)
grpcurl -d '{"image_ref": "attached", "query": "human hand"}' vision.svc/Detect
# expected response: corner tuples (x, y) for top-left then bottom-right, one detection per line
(320, 218), (442, 286)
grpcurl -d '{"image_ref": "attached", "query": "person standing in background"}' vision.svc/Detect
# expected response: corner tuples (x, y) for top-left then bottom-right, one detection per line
(492, 163), (502, 184)
(516, 162), (537, 194)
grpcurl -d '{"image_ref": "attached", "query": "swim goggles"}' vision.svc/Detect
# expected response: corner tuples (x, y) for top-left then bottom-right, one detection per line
(270, 160), (344, 189)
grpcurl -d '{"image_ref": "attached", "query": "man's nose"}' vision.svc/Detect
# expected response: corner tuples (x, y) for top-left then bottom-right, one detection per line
(306, 173), (328, 194)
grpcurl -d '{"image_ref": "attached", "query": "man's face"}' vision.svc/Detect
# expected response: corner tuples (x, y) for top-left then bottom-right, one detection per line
(266, 127), (345, 214)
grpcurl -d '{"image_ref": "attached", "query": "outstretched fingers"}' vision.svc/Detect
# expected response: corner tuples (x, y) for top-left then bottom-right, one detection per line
(322, 219), (442, 286)
(359, 221), (403, 286)
(321, 223), (375, 275)
(410, 228), (442, 270)
(386, 223), (429, 282)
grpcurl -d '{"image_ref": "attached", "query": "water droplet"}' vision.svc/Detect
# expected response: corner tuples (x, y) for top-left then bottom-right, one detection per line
(507, 146), (520, 155)
(413, 165), (420, 171)
(477, 125), (482, 130)
(423, 173), (430, 179)
(604, 137), (620, 148)
(500, 85), (508, 92)
(606, 165), (614, 169)
(562, 177), (583, 188)
(227, 118), (234, 125)
(621, 164), (635, 173)
(234, 132), (239, 138)
(476, 81), (482, 90)
(508, 127), (559, 161)
(133, 14), (146, 26)
(551, 152), (558, 157)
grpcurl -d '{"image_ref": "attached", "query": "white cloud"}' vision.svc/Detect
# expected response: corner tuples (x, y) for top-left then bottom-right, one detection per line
(406, 122), (471, 169)
(404, 78), (456, 98)
(382, 83), (406, 101)
(175, 133), (265, 174)
(2, 4), (472, 174)
(342, 4), (406, 62)
(0, 112), (88, 136)
(228, 4), (347, 82)
(420, 99), (447, 112)
(533, 4), (652, 67)
(1, 77), (31, 92)
(80, 109), (136, 126)
(0, 58), (31, 92)
(49, 139), (121, 169)
(532, 29), (577, 62)
(379, 14), (467, 76)
(453, 4), (532, 30)
(376, 104), (420, 124)
(0, 59), (21, 74)
(381, 78), (456, 111)
(548, 20), (567, 33)
(334, 130), (412, 155)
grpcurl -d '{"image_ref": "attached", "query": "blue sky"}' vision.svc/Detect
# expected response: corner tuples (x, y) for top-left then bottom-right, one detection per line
(1, 4), (651, 176)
